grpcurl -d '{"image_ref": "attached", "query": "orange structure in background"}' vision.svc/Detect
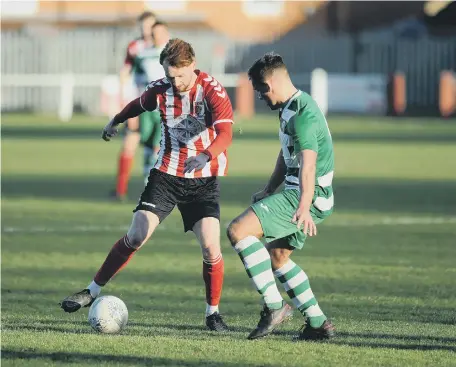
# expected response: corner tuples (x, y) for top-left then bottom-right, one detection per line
(392, 72), (407, 116)
(235, 74), (255, 119)
(1, 1), (326, 43)
(439, 71), (456, 118)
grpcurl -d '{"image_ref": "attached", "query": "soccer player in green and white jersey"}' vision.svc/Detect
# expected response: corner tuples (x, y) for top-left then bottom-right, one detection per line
(137, 21), (169, 183)
(227, 53), (336, 341)
(113, 16), (170, 199)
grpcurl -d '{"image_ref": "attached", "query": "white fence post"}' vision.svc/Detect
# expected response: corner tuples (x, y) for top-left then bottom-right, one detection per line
(311, 68), (328, 116)
(58, 73), (75, 122)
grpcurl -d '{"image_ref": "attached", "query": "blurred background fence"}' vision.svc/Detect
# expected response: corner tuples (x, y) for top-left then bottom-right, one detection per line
(1, 0), (455, 118)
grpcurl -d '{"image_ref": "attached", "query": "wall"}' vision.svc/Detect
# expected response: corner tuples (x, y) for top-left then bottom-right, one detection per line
(1, 1), (325, 42)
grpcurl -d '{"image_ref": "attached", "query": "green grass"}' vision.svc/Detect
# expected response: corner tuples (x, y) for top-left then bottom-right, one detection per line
(2, 113), (456, 366)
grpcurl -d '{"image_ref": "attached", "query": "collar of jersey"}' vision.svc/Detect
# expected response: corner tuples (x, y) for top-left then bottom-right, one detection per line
(282, 90), (302, 111)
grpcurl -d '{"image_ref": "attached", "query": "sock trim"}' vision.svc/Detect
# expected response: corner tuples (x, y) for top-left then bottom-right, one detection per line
(124, 235), (133, 249)
(267, 301), (285, 310)
(233, 235), (259, 253)
(243, 247), (270, 268)
(206, 303), (219, 316)
(237, 241), (264, 259)
(87, 280), (102, 298)
(203, 254), (222, 265)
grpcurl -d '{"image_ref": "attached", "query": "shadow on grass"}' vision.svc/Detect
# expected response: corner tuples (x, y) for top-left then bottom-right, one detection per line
(2, 266), (456, 326)
(3, 324), (95, 335)
(1, 126), (101, 140)
(2, 350), (270, 367)
(2, 175), (456, 216)
(3, 125), (456, 144)
(338, 331), (456, 345)
(4, 318), (456, 353)
(329, 340), (456, 352)
(236, 131), (456, 144)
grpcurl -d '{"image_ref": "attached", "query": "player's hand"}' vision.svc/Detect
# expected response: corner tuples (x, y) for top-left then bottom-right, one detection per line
(101, 119), (120, 142)
(183, 153), (210, 174)
(252, 189), (272, 204)
(292, 207), (317, 237)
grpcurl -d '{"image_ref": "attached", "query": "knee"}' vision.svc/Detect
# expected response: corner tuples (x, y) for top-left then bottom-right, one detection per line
(226, 218), (243, 246)
(201, 244), (221, 262)
(125, 231), (147, 249)
(126, 212), (156, 249)
(122, 145), (137, 157)
(269, 248), (290, 271)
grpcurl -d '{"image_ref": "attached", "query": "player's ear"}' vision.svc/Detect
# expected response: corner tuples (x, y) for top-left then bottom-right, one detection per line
(189, 60), (196, 71)
(264, 80), (273, 94)
(268, 74), (277, 91)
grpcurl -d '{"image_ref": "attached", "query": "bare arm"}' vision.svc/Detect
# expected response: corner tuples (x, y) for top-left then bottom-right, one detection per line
(264, 149), (287, 194)
(292, 149), (318, 236)
(252, 149), (286, 203)
(119, 64), (132, 103)
(298, 149), (317, 212)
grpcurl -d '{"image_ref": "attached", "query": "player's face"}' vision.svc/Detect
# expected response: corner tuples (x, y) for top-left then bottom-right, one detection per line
(152, 25), (170, 46)
(252, 79), (280, 110)
(140, 16), (156, 38)
(163, 60), (196, 92)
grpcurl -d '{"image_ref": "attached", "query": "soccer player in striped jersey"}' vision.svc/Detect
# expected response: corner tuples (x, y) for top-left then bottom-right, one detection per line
(227, 53), (336, 340)
(61, 39), (233, 332)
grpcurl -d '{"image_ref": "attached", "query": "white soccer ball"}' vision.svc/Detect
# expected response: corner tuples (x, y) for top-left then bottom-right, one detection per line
(88, 295), (128, 334)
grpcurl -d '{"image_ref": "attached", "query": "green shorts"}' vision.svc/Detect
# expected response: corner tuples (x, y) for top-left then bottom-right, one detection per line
(251, 189), (328, 250)
(140, 110), (161, 149)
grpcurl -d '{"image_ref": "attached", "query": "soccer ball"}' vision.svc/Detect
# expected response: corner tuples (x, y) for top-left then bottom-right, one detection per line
(88, 295), (128, 334)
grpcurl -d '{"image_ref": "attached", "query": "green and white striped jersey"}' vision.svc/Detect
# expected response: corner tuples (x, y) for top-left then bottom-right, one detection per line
(279, 90), (334, 217)
(125, 39), (165, 88)
(133, 45), (165, 87)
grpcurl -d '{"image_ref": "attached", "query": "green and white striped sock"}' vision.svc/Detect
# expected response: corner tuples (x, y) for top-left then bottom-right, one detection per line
(274, 260), (326, 328)
(234, 236), (284, 310)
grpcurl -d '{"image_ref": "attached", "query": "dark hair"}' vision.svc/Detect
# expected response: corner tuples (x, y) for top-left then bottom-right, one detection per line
(248, 52), (286, 83)
(152, 20), (167, 29)
(137, 11), (156, 22)
(160, 38), (195, 67)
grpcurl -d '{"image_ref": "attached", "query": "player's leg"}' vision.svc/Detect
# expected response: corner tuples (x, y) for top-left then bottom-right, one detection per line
(141, 111), (161, 185)
(192, 217), (228, 332)
(226, 207), (293, 340)
(60, 210), (158, 313)
(61, 170), (176, 313)
(267, 238), (335, 340)
(114, 120), (140, 200)
(177, 177), (228, 331)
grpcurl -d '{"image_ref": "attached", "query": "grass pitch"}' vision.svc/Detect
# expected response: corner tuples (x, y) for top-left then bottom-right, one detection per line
(2, 114), (456, 366)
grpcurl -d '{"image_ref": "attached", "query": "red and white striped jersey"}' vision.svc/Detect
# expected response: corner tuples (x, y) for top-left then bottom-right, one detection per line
(140, 70), (234, 178)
